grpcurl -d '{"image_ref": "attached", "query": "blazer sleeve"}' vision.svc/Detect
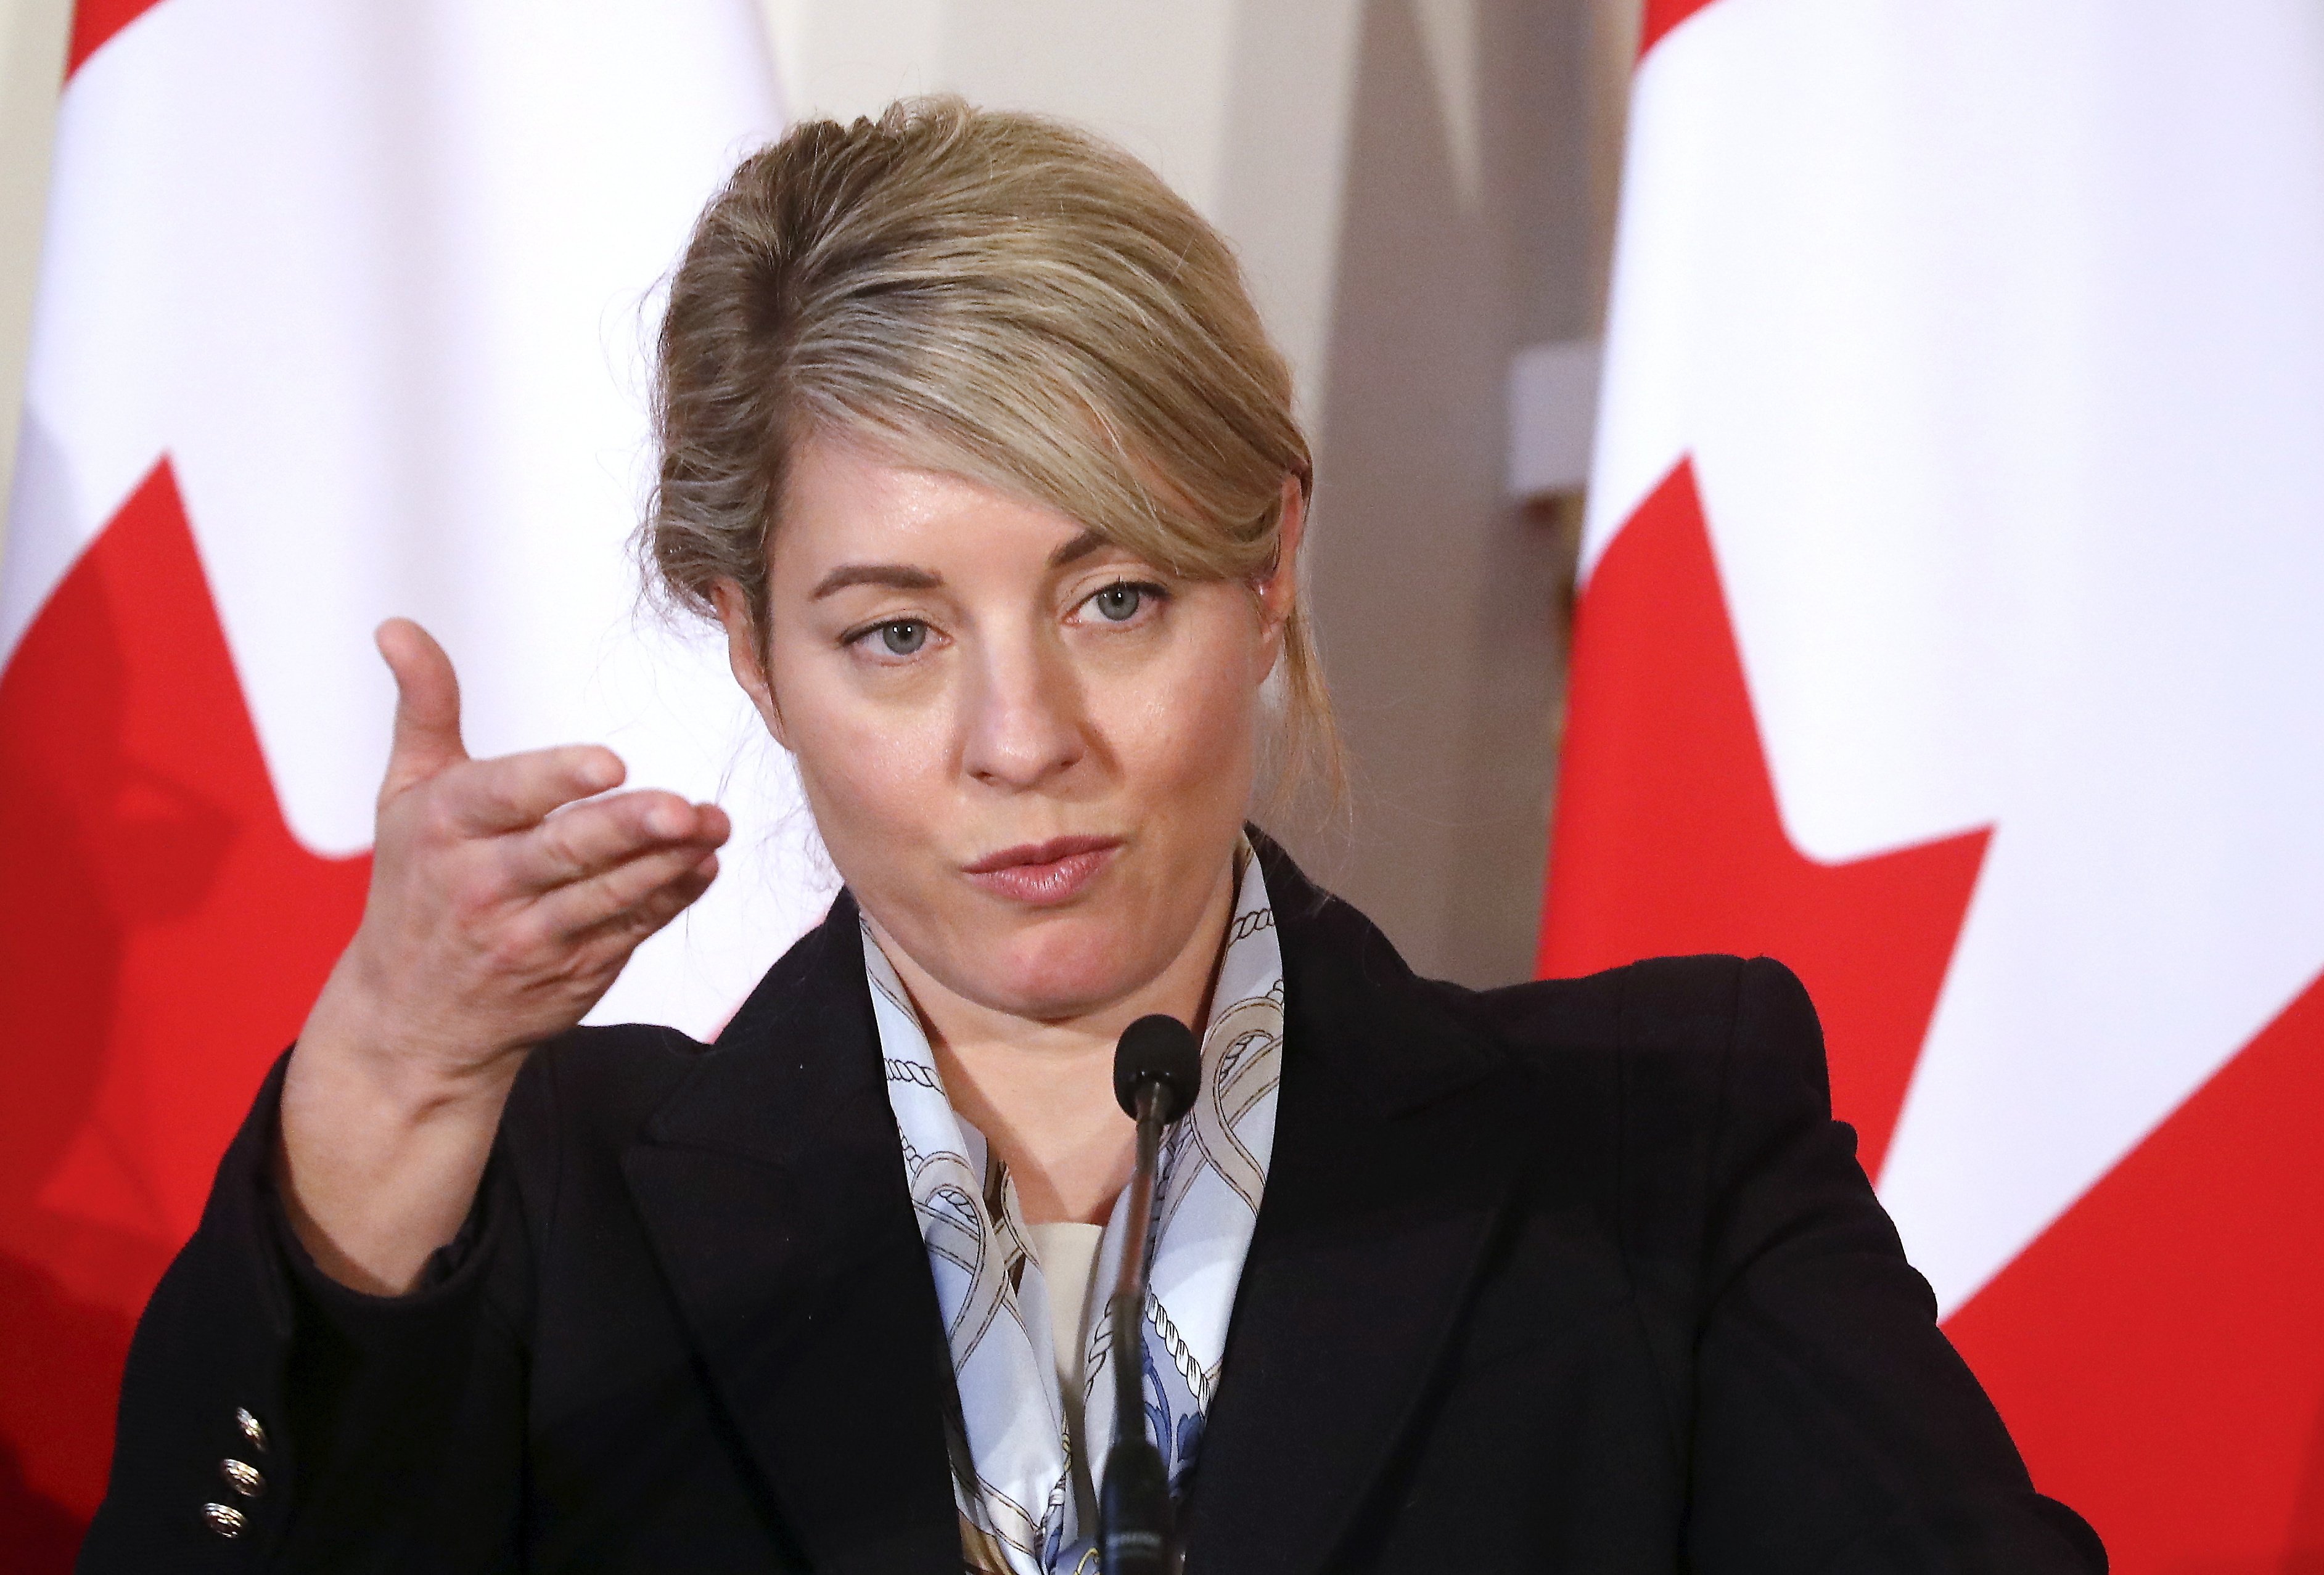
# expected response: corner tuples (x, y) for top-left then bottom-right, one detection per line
(76, 1053), (535, 1574)
(1677, 957), (2106, 1575)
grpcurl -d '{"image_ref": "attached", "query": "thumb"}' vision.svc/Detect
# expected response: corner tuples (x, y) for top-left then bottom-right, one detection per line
(376, 618), (468, 795)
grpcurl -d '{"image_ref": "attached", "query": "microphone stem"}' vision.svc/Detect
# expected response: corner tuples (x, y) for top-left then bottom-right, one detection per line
(1111, 1082), (1164, 1431)
(1100, 1081), (1176, 1574)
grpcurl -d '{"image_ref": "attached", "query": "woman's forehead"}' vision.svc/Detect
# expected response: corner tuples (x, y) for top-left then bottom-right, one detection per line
(774, 438), (1125, 587)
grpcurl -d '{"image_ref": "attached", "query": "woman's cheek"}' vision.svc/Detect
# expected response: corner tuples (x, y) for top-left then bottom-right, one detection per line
(1130, 637), (1257, 806)
(772, 657), (931, 845)
(821, 698), (954, 835)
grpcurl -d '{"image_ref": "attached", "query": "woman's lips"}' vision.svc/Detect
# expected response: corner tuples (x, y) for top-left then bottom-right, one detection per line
(963, 836), (1122, 906)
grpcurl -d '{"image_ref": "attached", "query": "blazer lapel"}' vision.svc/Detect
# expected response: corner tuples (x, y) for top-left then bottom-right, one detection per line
(1184, 842), (1532, 1575)
(621, 894), (963, 1573)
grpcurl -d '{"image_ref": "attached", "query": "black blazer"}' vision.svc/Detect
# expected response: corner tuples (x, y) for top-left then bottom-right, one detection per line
(81, 839), (2103, 1573)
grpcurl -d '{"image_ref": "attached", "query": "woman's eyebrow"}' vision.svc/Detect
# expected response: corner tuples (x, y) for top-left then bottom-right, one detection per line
(1048, 528), (1109, 568)
(808, 531), (1110, 599)
(809, 563), (943, 599)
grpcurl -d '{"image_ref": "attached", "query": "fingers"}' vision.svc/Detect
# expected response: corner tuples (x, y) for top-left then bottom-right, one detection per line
(533, 838), (724, 941)
(594, 849), (721, 946)
(437, 745), (629, 838)
(547, 853), (720, 986)
(499, 792), (728, 893)
(377, 620), (469, 795)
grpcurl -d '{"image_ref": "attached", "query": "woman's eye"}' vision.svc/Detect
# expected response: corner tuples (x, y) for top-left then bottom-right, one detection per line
(874, 620), (927, 656)
(1088, 583), (1152, 623)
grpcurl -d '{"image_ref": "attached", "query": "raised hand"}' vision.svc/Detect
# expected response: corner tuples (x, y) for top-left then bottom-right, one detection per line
(327, 617), (728, 1077)
(279, 620), (730, 1291)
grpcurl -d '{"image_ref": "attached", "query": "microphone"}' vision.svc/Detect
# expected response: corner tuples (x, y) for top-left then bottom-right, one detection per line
(1099, 1014), (1202, 1575)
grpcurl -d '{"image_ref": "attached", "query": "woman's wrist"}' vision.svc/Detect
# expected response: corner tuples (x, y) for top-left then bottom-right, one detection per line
(293, 948), (531, 1120)
(277, 960), (527, 1295)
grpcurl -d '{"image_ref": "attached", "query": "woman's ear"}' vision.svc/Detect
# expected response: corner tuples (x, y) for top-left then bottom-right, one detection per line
(710, 579), (789, 748)
(1255, 475), (1307, 645)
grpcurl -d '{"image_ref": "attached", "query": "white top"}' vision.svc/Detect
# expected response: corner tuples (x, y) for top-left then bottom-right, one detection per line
(1027, 1220), (1106, 1520)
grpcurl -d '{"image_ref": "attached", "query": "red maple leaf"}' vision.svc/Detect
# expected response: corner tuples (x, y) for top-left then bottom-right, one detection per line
(1537, 458), (1990, 1181)
(0, 460), (371, 1557)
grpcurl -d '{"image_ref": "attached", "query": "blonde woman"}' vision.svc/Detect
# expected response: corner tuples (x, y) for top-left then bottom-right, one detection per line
(81, 102), (2101, 1574)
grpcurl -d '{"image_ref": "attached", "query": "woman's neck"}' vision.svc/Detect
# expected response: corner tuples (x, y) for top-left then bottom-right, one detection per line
(869, 860), (1237, 1226)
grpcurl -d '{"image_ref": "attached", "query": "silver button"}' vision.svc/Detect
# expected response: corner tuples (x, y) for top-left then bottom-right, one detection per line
(235, 1407), (268, 1452)
(200, 1502), (247, 1539)
(220, 1458), (265, 1498)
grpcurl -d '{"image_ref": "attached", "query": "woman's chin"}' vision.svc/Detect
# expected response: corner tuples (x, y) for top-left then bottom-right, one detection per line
(968, 927), (1161, 1023)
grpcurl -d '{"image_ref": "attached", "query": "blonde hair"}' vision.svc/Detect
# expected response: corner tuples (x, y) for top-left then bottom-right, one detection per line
(644, 96), (1340, 804)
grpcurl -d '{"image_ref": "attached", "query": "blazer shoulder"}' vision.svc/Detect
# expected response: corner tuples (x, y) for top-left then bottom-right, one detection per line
(1472, 954), (1830, 1142)
(1476, 949), (1808, 1047)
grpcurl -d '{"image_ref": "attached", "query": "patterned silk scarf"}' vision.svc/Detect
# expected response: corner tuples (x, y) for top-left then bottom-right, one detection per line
(864, 848), (1284, 1574)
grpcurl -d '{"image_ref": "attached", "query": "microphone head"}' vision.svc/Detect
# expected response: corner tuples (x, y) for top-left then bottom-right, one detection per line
(1113, 1015), (1202, 1124)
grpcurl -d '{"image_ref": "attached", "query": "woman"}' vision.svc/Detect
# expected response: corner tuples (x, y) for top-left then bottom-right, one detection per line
(80, 100), (2101, 1573)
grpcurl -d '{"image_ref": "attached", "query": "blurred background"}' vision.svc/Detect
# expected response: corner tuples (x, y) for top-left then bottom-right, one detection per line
(0, 0), (1635, 989)
(4, 3), (2323, 1571)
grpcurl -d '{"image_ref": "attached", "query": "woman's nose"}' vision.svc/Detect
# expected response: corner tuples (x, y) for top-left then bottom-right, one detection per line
(961, 631), (1088, 790)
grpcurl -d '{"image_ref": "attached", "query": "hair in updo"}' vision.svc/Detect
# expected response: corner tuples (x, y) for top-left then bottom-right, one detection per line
(643, 95), (1339, 803)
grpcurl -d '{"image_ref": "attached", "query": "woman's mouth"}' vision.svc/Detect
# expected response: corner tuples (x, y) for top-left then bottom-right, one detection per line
(961, 836), (1122, 906)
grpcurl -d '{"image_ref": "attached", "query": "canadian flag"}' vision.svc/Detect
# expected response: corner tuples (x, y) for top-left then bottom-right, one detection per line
(0, 1), (810, 1558)
(1543, 0), (2324, 1567)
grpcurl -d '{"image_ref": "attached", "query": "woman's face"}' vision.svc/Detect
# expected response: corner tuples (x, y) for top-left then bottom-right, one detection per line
(720, 437), (1295, 1023)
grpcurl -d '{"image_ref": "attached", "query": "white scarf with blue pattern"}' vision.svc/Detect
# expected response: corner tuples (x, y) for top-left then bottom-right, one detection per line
(863, 851), (1284, 1574)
